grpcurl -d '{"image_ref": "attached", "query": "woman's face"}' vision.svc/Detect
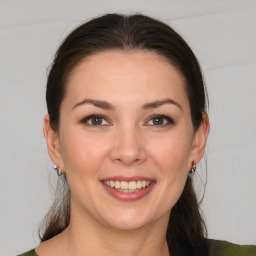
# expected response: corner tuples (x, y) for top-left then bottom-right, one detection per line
(46, 50), (207, 231)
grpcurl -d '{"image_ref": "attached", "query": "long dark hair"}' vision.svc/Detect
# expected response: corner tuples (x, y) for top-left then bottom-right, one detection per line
(40, 13), (208, 255)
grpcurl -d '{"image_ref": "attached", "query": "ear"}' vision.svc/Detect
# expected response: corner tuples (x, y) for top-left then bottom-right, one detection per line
(43, 114), (64, 170)
(188, 112), (210, 169)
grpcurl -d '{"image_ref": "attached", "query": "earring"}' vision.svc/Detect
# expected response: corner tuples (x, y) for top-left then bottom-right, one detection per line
(189, 161), (196, 177)
(53, 164), (62, 176)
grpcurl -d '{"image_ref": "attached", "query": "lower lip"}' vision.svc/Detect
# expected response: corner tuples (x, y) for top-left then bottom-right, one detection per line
(102, 182), (155, 202)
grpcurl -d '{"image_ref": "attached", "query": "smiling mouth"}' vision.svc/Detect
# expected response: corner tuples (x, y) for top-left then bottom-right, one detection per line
(102, 180), (152, 193)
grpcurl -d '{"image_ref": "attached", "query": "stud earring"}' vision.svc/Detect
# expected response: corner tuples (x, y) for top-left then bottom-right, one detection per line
(189, 161), (196, 177)
(53, 164), (62, 176)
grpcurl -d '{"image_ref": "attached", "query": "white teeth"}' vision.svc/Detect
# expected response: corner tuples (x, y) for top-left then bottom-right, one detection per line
(110, 180), (115, 188)
(137, 181), (142, 189)
(115, 180), (120, 188)
(129, 181), (136, 190)
(103, 180), (152, 191)
(120, 181), (129, 189)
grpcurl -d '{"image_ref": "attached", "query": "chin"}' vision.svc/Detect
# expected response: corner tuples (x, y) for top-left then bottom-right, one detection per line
(107, 218), (152, 231)
(100, 207), (157, 231)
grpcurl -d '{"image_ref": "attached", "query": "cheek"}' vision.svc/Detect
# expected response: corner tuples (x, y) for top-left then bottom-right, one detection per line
(149, 131), (192, 174)
(148, 141), (190, 214)
(60, 128), (110, 176)
(147, 131), (192, 206)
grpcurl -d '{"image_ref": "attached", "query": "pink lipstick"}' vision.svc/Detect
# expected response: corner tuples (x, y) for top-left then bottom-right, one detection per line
(101, 176), (156, 202)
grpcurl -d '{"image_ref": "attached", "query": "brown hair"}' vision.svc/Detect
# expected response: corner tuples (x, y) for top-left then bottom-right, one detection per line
(40, 13), (208, 255)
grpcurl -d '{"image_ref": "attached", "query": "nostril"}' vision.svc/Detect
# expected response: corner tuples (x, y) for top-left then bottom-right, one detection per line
(110, 138), (147, 165)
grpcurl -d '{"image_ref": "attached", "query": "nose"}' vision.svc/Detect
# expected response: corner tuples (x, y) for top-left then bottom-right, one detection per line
(110, 125), (147, 166)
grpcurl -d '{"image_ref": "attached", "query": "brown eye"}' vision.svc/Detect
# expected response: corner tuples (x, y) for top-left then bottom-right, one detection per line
(81, 115), (110, 126)
(91, 116), (103, 125)
(147, 115), (174, 126)
(152, 116), (164, 125)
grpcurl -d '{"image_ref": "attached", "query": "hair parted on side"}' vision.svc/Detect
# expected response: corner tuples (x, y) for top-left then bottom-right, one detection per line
(40, 13), (208, 255)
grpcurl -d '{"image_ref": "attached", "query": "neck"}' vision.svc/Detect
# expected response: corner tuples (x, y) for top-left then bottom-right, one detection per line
(63, 205), (170, 256)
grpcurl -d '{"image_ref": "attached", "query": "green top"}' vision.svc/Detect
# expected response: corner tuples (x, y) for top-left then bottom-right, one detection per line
(18, 249), (37, 256)
(18, 239), (256, 256)
(209, 239), (256, 256)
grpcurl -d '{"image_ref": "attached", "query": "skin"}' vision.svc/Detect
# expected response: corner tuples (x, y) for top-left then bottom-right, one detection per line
(40, 50), (209, 256)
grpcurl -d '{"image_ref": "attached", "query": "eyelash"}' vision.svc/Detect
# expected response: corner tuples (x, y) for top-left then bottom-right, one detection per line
(80, 115), (110, 126)
(146, 114), (174, 126)
(80, 114), (174, 127)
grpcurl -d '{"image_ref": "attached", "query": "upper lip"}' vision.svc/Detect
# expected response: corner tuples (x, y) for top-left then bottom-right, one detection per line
(101, 176), (155, 182)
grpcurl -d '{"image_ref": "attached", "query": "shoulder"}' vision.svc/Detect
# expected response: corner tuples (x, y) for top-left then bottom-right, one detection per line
(208, 239), (256, 256)
(17, 249), (37, 256)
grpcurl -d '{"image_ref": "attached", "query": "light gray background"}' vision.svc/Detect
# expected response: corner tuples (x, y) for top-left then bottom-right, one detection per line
(0, 1), (255, 255)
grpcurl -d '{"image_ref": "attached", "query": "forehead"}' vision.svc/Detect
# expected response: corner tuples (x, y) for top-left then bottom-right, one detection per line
(64, 50), (188, 108)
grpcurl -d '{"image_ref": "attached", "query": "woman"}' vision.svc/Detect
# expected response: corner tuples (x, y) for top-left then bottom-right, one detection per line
(19, 13), (255, 256)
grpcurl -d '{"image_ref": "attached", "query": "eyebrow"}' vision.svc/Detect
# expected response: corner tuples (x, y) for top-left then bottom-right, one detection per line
(72, 99), (115, 110)
(72, 98), (182, 111)
(142, 99), (182, 110)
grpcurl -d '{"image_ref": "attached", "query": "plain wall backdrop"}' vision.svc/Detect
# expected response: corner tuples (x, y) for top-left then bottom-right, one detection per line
(0, 1), (255, 255)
